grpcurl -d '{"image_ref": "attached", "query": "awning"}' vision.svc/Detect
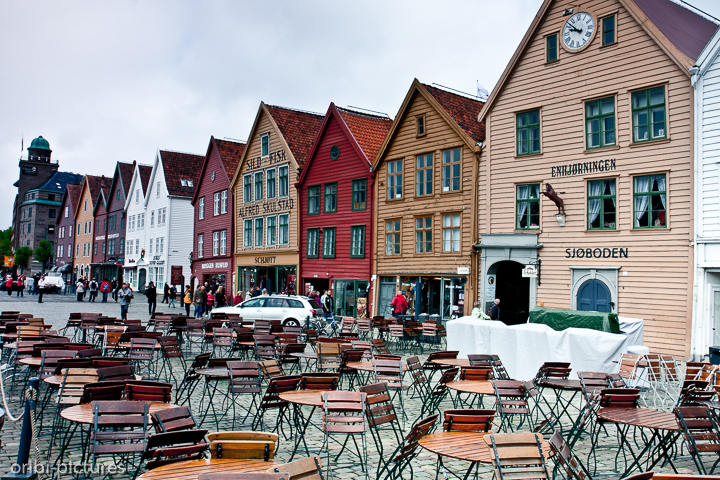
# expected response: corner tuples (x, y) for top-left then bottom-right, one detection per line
(59, 264), (72, 273)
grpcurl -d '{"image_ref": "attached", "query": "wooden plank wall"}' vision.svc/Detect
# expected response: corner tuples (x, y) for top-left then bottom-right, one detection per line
(479, 0), (694, 357)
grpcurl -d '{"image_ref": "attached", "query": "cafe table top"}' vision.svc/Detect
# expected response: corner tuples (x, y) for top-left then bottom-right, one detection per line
(289, 352), (318, 360)
(346, 361), (407, 373)
(43, 373), (141, 387)
(136, 458), (278, 480)
(19, 357), (42, 367)
(446, 380), (495, 396)
(538, 378), (583, 391)
(430, 358), (471, 368)
(419, 431), (551, 463)
(60, 401), (179, 425)
(278, 390), (362, 409)
(196, 367), (230, 379)
(597, 407), (680, 431)
(119, 342), (162, 350)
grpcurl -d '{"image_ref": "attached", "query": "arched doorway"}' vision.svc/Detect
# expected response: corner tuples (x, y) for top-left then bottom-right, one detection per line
(493, 261), (530, 325)
(138, 268), (147, 292)
(577, 279), (612, 312)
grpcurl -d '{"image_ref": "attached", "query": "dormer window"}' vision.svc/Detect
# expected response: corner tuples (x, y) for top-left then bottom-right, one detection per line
(261, 134), (269, 157)
(180, 179), (194, 187)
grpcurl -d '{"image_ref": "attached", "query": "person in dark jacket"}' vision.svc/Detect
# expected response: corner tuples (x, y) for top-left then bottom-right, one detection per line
(162, 283), (169, 304)
(490, 299), (500, 320)
(146, 281), (157, 315)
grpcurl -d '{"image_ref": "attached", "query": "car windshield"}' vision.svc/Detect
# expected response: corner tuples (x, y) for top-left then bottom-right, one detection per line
(307, 299), (321, 309)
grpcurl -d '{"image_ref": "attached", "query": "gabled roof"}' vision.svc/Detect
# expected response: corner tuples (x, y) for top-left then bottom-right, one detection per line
(93, 186), (110, 215)
(65, 184), (82, 214)
(192, 137), (246, 205)
(265, 104), (325, 169)
(337, 106), (393, 163)
(37, 171), (83, 194)
(632, 0), (717, 62)
(231, 102), (325, 188)
(298, 103), (392, 187)
(138, 164), (153, 194)
(480, 0), (718, 122)
(118, 161), (135, 197)
(373, 79), (485, 170)
(85, 174), (110, 208)
(158, 150), (204, 198)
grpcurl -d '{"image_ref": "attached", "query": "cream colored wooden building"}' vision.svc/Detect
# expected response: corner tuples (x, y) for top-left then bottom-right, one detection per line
(230, 102), (323, 296)
(477, 0), (717, 357)
(372, 80), (484, 319)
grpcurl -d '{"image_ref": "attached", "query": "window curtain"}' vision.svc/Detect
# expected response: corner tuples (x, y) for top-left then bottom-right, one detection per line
(517, 186), (528, 226)
(656, 175), (666, 209)
(588, 181), (602, 225)
(634, 176), (650, 227)
(609, 181), (616, 206)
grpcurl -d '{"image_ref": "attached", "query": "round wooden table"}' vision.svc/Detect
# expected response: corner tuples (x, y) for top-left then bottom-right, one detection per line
(597, 407), (678, 431)
(346, 361), (408, 372)
(278, 390), (326, 407)
(19, 357), (42, 367)
(196, 367), (229, 379)
(60, 401), (179, 424)
(419, 431), (551, 463)
(446, 380), (495, 395)
(539, 378), (582, 391)
(290, 352), (318, 360)
(119, 343), (162, 350)
(136, 458), (278, 480)
(430, 358), (470, 367)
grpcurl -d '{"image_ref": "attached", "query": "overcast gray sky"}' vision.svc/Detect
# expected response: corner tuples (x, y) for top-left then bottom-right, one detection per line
(2, 0), (720, 229)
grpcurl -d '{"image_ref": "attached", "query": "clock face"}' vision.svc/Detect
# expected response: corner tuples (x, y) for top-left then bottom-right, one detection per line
(562, 12), (595, 51)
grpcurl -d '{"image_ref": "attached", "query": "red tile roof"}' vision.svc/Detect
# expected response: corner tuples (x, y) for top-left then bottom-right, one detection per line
(265, 105), (324, 168)
(159, 150), (205, 197)
(337, 107), (393, 164)
(138, 165), (153, 195)
(66, 184), (82, 214)
(86, 175), (110, 208)
(632, 0), (718, 61)
(422, 84), (486, 142)
(118, 161), (135, 197)
(214, 139), (246, 179)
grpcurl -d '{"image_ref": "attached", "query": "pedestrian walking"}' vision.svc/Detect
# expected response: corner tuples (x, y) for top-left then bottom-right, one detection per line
(216, 284), (226, 307)
(323, 290), (334, 320)
(119, 283), (133, 320)
(169, 285), (177, 308)
(206, 290), (214, 317)
(88, 278), (99, 302)
(16, 275), (24, 297)
(32, 273), (40, 295)
(111, 278), (119, 301)
(193, 286), (204, 318)
(5, 275), (12, 296)
(183, 286), (192, 316)
(146, 281), (157, 315)
(37, 275), (46, 303)
(100, 278), (111, 302)
(75, 280), (84, 301)
(162, 283), (169, 304)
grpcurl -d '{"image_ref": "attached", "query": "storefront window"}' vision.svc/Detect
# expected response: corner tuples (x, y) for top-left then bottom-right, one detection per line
(333, 279), (369, 318)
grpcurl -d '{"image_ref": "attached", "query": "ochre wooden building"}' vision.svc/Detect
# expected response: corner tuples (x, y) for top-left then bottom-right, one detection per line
(297, 103), (392, 317)
(476, 0), (717, 357)
(73, 175), (109, 280)
(231, 103), (324, 295)
(372, 80), (485, 319)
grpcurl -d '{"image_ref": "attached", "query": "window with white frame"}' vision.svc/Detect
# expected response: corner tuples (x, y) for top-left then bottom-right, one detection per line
(213, 231), (219, 256)
(64, 206), (69, 218)
(136, 190), (139, 203)
(442, 214), (461, 252)
(198, 234), (204, 258)
(160, 208), (166, 225)
(139, 213), (144, 228)
(135, 239), (139, 254)
(214, 193), (220, 216)
(220, 230), (226, 255)
(199, 197), (205, 220)
(149, 238), (153, 254)
(159, 237), (163, 253)
(221, 190), (227, 214)
(157, 181), (161, 197)
(150, 211), (155, 227)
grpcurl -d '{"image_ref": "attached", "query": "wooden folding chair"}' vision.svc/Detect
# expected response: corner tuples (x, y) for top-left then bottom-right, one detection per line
(267, 456), (323, 480)
(208, 431), (278, 461)
(484, 432), (551, 480)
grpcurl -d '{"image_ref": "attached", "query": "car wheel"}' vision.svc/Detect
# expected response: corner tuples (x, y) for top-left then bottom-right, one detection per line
(283, 318), (300, 327)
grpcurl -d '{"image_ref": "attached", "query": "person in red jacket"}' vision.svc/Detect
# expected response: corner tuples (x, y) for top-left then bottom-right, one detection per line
(100, 278), (111, 303)
(390, 291), (408, 316)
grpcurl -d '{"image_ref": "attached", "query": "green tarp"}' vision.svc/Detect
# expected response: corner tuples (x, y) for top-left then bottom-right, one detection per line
(528, 307), (621, 334)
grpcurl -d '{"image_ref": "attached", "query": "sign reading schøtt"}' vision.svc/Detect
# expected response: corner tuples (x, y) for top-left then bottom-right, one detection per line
(255, 256), (276, 264)
(565, 247), (628, 259)
(171, 266), (182, 285)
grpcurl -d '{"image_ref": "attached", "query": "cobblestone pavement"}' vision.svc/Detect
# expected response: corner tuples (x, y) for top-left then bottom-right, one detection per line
(0, 297), (705, 479)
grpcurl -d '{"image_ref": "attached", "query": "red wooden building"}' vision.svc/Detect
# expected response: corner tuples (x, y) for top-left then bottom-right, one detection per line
(56, 183), (81, 284)
(191, 137), (245, 303)
(297, 104), (392, 318)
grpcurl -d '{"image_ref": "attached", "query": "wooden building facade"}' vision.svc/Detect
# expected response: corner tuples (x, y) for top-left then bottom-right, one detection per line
(297, 103), (392, 317)
(55, 184), (81, 283)
(231, 103), (324, 295)
(372, 80), (484, 319)
(477, 0), (717, 357)
(72, 175), (108, 280)
(191, 137), (245, 302)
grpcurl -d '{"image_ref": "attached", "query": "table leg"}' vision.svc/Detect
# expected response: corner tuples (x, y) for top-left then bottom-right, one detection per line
(288, 404), (316, 461)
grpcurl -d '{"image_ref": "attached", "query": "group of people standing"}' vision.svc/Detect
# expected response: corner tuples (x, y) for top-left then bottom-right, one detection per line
(75, 277), (121, 303)
(184, 281), (227, 318)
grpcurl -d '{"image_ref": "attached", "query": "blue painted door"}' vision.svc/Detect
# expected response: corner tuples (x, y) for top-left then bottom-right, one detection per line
(577, 279), (612, 312)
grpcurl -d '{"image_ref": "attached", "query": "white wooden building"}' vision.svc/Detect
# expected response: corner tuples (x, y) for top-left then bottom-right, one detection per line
(123, 163), (153, 290)
(692, 26), (720, 360)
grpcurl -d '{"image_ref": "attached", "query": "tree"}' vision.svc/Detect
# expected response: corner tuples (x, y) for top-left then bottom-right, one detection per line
(34, 241), (54, 273)
(0, 227), (11, 258)
(14, 247), (33, 274)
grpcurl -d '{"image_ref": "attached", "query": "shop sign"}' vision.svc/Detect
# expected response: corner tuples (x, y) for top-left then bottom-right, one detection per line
(108, 233), (119, 239)
(485, 275), (496, 300)
(171, 265), (182, 284)
(149, 260), (165, 266)
(201, 262), (229, 269)
(457, 267), (469, 275)
(255, 256), (276, 264)
(238, 198), (294, 217)
(246, 149), (287, 171)
(522, 265), (538, 277)
(552, 158), (616, 178)
(95, 235), (105, 241)
(565, 247), (628, 259)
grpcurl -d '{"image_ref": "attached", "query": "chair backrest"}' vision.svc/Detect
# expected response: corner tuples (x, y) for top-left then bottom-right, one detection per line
(58, 368), (99, 406)
(254, 320), (273, 335)
(360, 382), (400, 429)
(484, 432), (550, 480)
(317, 342), (341, 370)
(208, 431), (278, 460)
(548, 430), (589, 480)
(213, 328), (235, 346)
(151, 406), (199, 432)
(405, 356), (427, 385)
(92, 357), (131, 368)
(142, 429), (209, 471)
(190, 352), (212, 370)
(644, 354), (663, 382)
(266, 456), (323, 480)
(259, 375), (301, 411)
(260, 360), (285, 380)
(390, 414), (438, 466)
(606, 373), (626, 388)
(227, 361), (262, 395)
(577, 372), (611, 400)
(599, 388), (640, 408)
(660, 355), (679, 383)
(254, 335), (277, 358)
(54, 358), (93, 374)
(685, 362), (708, 381)
(45, 337), (71, 344)
(460, 367), (493, 381)
(278, 343), (307, 360)
(282, 325), (302, 336)
(40, 350), (77, 376)
(493, 380), (529, 406)
(322, 391), (366, 434)
(299, 373), (340, 391)
(126, 381), (173, 403)
(373, 357), (403, 384)
(443, 409), (495, 432)
(129, 338), (157, 362)
(98, 365), (136, 382)
(467, 354), (493, 366)
(370, 338), (391, 355)
(356, 318), (371, 333)
(674, 406), (720, 454)
(616, 353), (641, 380)
(91, 400), (149, 449)
(432, 367), (459, 395)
